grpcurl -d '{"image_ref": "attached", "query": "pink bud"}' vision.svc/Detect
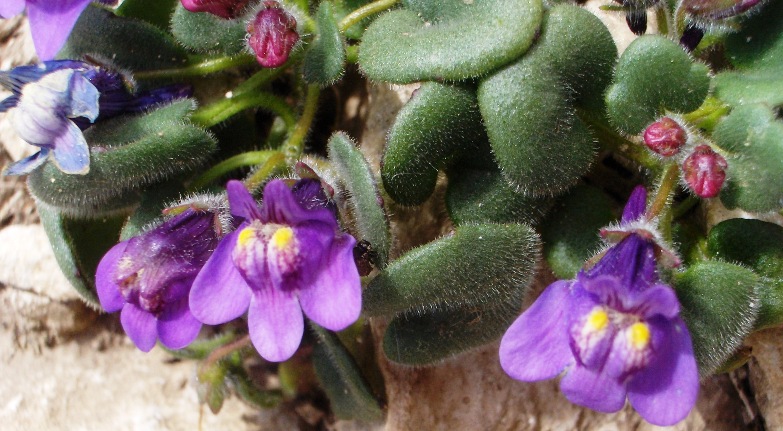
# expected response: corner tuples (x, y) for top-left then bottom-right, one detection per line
(246, 1), (299, 68)
(181, 0), (252, 19)
(682, 145), (728, 198)
(681, 0), (761, 20)
(643, 117), (687, 157)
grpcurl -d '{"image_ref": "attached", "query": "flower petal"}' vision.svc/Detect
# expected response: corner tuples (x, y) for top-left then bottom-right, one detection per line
(499, 280), (574, 381)
(260, 179), (337, 227)
(626, 283), (681, 319)
(120, 303), (158, 352)
(26, 0), (92, 60)
(0, 0), (24, 18)
(622, 185), (647, 223)
(226, 180), (262, 221)
(157, 296), (202, 350)
(247, 287), (304, 362)
(95, 240), (129, 313)
(189, 229), (252, 324)
(4, 148), (51, 176)
(65, 73), (99, 121)
(51, 120), (90, 174)
(627, 317), (699, 426)
(299, 234), (361, 331)
(0, 95), (20, 113)
(560, 364), (627, 413)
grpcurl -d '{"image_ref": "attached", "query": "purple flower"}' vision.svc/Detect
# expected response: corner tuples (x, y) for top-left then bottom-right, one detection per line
(499, 187), (698, 426)
(96, 207), (224, 352)
(189, 179), (361, 362)
(0, 0), (93, 61)
(1, 60), (192, 175)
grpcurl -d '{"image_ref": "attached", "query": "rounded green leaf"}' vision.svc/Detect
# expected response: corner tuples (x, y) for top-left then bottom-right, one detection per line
(381, 82), (491, 205)
(605, 35), (711, 135)
(303, 2), (346, 85)
(674, 261), (760, 375)
(358, 0), (543, 83)
(364, 223), (540, 317)
(711, 104), (783, 212)
(170, 3), (247, 55)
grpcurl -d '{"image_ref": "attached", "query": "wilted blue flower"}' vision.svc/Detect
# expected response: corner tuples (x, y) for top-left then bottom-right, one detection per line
(0, 0), (94, 60)
(96, 206), (224, 352)
(1, 60), (192, 175)
(499, 187), (698, 426)
(189, 179), (361, 362)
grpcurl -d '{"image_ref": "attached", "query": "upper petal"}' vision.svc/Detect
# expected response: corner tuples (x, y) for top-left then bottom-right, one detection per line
(298, 234), (361, 331)
(226, 180), (262, 222)
(65, 72), (99, 121)
(26, 0), (92, 60)
(95, 240), (129, 313)
(627, 317), (699, 426)
(247, 287), (304, 362)
(260, 180), (337, 228)
(499, 280), (574, 381)
(120, 303), (158, 352)
(189, 229), (253, 325)
(0, 0), (25, 18)
(560, 364), (627, 413)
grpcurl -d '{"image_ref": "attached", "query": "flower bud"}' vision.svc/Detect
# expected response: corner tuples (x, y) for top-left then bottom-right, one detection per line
(181, 0), (252, 19)
(246, 1), (299, 68)
(643, 117), (687, 157)
(680, 0), (762, 20)
(682, 145), (728, 198)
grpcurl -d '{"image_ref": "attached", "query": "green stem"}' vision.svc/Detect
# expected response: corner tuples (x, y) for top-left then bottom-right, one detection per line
(134, 54), (256, 80)
(244, 151), (288, 192)
(201, 335), (252, 371)
(345, 45), (360, 64)
(281, 84), (321, 163)
(646, 162), (680, 220)
(191, 91), (297, 129)
(655, 6), (670, 36)
(672, 195), (699, 219)
(339, 0), (399, 32)
(576, 109), (659, 172)
(189, 150), (281, 191)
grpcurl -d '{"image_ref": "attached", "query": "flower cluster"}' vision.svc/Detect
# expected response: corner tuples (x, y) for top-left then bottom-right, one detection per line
(499, 187), (699, 426)
(97, 179), (362, 362)
(0, 60), (191, 175)
(642, 117), (728, 198)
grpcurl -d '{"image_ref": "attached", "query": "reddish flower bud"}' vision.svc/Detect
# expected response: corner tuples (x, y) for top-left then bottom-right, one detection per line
(181, 0), (252, 19)
(682, 145), (728, 198)
(247, 1), (299, 68)
(681, 0), (761, 20)
(643, 117), (687, 157)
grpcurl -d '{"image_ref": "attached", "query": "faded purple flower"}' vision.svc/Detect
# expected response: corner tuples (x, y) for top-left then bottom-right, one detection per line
(0, 0), (93, 61)
(96, 207), (224, 352)
(246, 1), (299, 68)
(682, 144), (727, 198)
(1, 60), (192, 175)
(189, 179), (361, 362)
(181, 0), (253, 19)
(499, 187), (698, 426)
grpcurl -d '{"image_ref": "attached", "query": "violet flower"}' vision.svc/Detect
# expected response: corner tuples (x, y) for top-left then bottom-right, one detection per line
(499, 187), (698, 426)
(0, 0), (94, 61)
(1, 60), (192, 175)
(189, 179), (361, 362)
(96, 206), (225, 352)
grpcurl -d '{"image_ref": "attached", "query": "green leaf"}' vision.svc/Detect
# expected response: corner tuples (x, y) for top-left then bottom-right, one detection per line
(711, 104), (783, 212)
(28, 101), (217, 216)
(170, 3), (247, 55)
(60, 5), (189, 71)
(445, 167), (554, 226)
(358, 0), (543, 83)
(311, 324), (383, 421)
(37, 200), (126, 306)
(303, 2), (346, 85)
(116, 0), (179, 30)
(328, 132), (391, 268)
(364, 223), (540, 316)
(381, 82), (491, 205)
(707, 218), (783, 329)
(382, 294), (522, 365)
(605, 35), (711, 135)
(540, 185), (616, 279)
(674, 261), (760, 375)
